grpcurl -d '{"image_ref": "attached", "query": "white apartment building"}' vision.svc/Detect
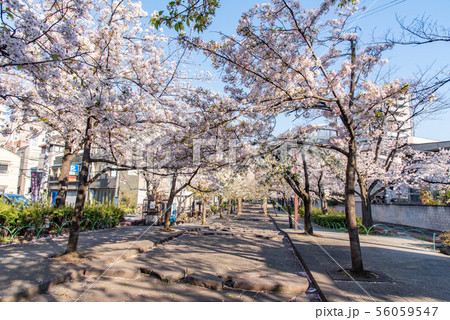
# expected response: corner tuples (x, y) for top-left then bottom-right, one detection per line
(0, 148), (21, 194)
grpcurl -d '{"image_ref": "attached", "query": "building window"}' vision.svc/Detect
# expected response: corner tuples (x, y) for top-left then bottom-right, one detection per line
(92, 189), (114, 204)
(0, 164), (8, 174)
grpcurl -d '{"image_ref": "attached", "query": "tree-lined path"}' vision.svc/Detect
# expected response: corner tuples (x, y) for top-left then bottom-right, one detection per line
(1, 204), (319, 302)
(1, 202), (449, 302)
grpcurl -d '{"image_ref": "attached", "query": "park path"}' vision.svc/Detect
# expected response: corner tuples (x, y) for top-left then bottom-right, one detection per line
(5, 202), (444, 302)
(270, 206), (450, 302)
(1, 204), (319, 302)
(0, 218), (210, 301)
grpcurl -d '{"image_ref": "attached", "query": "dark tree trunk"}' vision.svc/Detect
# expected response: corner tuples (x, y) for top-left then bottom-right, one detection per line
(303, 195), (313, 235)
(317, 171), (328, 215)
(301, 152), (314, 235)
(164, 174), (178, 231)
(358, 176), (374, 228)
(285, 196), (293, 228)
(360, 195), (374, 228)
(65, 118), (92, 255)
(55, 143), (76, 207)
(164, 194), (175, 230)
(345, 139), (364, 274)
(320, 196), (329, 215)
(343, 39), (365, 274)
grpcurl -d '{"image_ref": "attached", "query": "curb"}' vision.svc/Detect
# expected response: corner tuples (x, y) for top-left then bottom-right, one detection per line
(269, 213), (350, 302)
(0, 226), (202, 302)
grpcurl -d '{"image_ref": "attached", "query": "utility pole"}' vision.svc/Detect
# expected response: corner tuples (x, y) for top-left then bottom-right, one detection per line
(294, 148), (299, 231)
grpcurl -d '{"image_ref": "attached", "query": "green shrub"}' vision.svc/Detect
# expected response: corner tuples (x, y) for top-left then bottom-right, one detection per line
(284, 205), (361, 230)
(0, 201), (20, 227)
(220, 202), (228, 208)
(312, 213), (362, 230)
(210, 205), (217, 212)
(0, 200), (126, 241)
(82, 201), (126, 227)
(297, 206), (335, 217)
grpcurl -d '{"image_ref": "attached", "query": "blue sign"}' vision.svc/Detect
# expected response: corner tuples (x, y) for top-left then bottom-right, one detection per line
(69, 164), (79, 175)
(51, 191), (58, 205)
(170, 204), (177, 223)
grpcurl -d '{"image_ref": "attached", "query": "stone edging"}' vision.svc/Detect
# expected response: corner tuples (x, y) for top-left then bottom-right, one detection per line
(0, 227), (202, 302)
(268, 213), (350, 302)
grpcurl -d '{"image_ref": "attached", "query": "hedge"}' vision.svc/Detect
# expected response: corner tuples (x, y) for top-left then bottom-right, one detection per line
(280, 205), (362, 230)
(0, 200), (126, 242)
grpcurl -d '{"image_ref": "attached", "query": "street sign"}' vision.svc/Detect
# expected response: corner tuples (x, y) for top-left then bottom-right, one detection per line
(69, 164), (79, 175)
(30, 171), (42, 203)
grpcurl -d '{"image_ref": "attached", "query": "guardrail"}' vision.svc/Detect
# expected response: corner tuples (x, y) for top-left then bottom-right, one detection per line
(276, 204), (444, 251)
(322, 221), (442, 251)
(0, 217), (119, 244)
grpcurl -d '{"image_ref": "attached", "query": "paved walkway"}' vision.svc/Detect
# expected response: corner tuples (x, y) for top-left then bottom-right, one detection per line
(2, 203), (448, 302)
(0, 206), (318, 302)
(270, 206), (450, 302)
(0, 216), (215, 301)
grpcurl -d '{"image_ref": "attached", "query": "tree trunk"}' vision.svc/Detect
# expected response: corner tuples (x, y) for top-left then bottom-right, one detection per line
(360, 195), (374, 228)
(317, 171), (328, 215)
(285, 196), (293, 228)
(320, 195), (329, 215)
(358, 177), (374, 228)
(237, 197), (242, 215)
(55, 143), (76, 207)
(164, 174), (178, 231)
(303, 195), (313, 235)
(65, 118), (92, 255)
(345, 139), (364, 274)
(202, 198), (207, 225)
(177, 194), (183, 220)
(301, 152), (313, 234)
(263, 196), (268, 216)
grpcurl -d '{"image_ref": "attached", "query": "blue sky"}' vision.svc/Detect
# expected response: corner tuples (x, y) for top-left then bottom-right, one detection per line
(144, 0), (450, 141)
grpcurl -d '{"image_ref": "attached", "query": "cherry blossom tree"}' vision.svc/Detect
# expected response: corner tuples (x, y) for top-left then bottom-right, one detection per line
(183, 0), (427, 274)
(1, 1), (96, 203)
(356, 132), (413, 227)
(29, 0), (180, 255)
(409, 148), (450, 192)
(0, 0), (94, 99)
(262, 136), (344, 233)
(309, 147), (345, 216)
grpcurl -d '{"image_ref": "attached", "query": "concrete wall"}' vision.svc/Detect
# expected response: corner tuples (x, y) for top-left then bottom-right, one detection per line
(333, 202), (450, 232)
